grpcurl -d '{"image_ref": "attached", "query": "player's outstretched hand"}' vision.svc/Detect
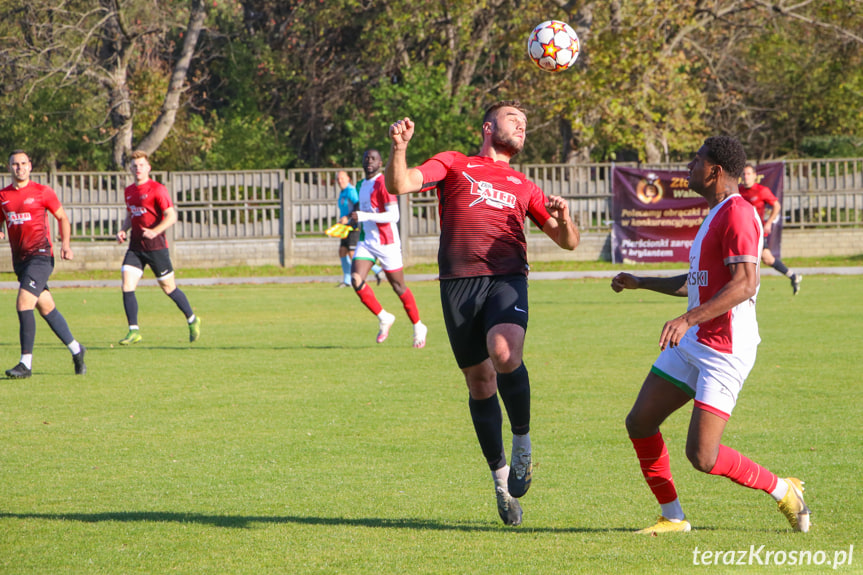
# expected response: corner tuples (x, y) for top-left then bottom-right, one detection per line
(389, 118), (415, 147)
(611, 272), (639, 293)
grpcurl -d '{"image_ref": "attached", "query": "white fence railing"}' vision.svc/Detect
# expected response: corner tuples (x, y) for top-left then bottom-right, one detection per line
(0, 159), (860, 246)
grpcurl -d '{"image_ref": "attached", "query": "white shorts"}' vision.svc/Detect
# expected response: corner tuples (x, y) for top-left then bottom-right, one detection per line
(354, 240), (403, 272)
(651, 333), (757, 419)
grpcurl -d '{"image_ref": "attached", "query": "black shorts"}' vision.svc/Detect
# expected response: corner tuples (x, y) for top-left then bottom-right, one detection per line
(123, 248), (175, 279)
(14, 256), (54, 296)
(339, 229), (359, 249)
(440, 274), (529, 369)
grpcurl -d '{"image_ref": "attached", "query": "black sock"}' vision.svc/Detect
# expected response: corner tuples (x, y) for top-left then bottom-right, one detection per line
(497, 362), (530, 436)
(469, 394), (506, 471)
(18, 309), (36, 355)
(123, 290), (139, 326)
(772, 260), (791, 276)
(167, 288), (194, 319)
(42, 308), (75, 346)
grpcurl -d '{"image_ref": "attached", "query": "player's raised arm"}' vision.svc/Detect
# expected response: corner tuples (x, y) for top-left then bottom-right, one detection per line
(385, 117), (425, 195)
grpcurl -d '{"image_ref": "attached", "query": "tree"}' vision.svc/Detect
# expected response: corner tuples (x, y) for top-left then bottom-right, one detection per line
(0, 0), (208, 169)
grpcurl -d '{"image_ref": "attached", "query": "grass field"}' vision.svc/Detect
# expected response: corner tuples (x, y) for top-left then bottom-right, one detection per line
(0, 274), (860, 573)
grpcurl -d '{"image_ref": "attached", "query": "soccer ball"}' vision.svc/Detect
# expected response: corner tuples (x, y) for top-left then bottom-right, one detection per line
(527, 20), (580, 72)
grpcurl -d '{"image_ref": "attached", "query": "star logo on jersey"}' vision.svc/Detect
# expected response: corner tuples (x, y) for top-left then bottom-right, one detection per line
(463, 172), (516, 209)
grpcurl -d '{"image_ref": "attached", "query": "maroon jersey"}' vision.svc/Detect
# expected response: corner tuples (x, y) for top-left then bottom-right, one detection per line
(417, 151), (552, 279)
(0, 182), (62, 263)
(124, 179), (173, 251)
(738, 182), (778, 235)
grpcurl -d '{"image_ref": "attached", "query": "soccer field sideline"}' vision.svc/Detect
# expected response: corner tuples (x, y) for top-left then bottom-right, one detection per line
(1, 265), (860, 290)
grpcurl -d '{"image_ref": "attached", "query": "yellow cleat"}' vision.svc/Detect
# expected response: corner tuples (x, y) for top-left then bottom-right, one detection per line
(777, 477), (810, 532)
(635, 516), (692, 534)
(119, 329), (142, 345)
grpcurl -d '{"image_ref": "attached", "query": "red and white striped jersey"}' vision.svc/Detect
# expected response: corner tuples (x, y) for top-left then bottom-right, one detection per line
(686, 194), (763, 354)
(358, 173), (400, 246)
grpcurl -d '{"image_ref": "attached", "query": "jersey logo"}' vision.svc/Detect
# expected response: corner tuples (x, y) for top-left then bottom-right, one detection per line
(130, 206), (148, 217)
(6, 211), (32, 225)
(23, 197), (35, 205)
(466, 163), (483, 168)
(507, 176), (522, 185)
(463, 173), (516, 209)
(688, 270), (708, 287)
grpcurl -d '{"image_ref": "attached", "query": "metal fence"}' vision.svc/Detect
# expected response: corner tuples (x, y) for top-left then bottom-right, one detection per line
(0, 158), (860, 244)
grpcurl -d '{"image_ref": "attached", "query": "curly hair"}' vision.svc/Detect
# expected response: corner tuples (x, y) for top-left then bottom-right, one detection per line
(703, 136), (746, 179)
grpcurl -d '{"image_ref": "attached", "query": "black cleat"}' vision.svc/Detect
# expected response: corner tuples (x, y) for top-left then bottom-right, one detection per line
(791, 274), (803, 295)
(73, 346), (87, 375)
(6, 362), (32, 379)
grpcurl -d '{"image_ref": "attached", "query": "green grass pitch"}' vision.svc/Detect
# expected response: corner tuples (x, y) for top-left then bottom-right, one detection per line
(0, 275), (860, 573)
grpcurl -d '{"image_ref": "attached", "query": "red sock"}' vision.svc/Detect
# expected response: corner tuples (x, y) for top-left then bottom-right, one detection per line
(398, 288), (420, 324)
(355, 283), (383, 315)
(630, 432), (678, 504)
(709, 444), (779, 493)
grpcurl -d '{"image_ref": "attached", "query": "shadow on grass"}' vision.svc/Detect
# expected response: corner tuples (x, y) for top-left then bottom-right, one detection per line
(0, 511), (631, 533)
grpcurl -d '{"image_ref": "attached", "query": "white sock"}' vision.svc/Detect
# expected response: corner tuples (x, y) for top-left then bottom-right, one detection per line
(660, 498), (685, 521)
(492, 465), (509, 488)
(20, 354), (33, 369)
(512, 433), (531, 456)
(377, 310), (391, 320)
(187, 314), (196, 324)
(129, 325), (139, 331)
(67, 341), (81, 355)
(770, 478), (790, 502)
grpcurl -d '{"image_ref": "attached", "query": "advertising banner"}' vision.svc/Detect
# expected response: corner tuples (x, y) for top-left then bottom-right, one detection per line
(611, 163), (784, 263)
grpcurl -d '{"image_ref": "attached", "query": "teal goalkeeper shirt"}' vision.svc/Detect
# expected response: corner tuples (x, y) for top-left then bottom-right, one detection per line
(338, 183), (359, 219)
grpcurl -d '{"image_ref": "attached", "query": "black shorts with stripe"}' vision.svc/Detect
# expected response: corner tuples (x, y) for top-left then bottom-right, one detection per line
(14, 256), (54, 296)
(439, 274), (529, 369)
(123, 248), (175, 278)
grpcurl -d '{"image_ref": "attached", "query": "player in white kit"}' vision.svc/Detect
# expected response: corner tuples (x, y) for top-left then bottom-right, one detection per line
(611, 136), (810, 534)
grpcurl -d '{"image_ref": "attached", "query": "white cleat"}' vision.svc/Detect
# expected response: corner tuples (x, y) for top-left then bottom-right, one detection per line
(376, 311), (396, 344)
(412, 321), (428, 349)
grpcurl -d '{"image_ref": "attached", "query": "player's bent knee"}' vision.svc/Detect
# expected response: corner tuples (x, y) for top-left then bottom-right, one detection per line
(685, 444), (717, 473)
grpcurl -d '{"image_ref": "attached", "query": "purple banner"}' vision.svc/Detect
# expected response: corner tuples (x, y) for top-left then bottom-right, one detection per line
(749, 162), (785, 258)
(611, 166), (707, 263)
(611, 163), (784, 263)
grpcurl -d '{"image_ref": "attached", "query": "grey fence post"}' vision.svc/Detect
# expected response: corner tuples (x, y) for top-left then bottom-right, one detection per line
(400, 193), (410, 264)
(280, 170), (289, 267)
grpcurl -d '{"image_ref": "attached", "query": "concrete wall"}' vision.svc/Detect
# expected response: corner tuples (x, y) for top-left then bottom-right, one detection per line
(24, 227), (857, 273)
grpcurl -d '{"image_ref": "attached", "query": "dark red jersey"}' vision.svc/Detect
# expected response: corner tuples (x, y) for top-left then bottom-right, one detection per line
(0, 182), (62, 263)
(738, 182), (778, 224)
(416, 151), (552, 279)
(124, 179), (173, 252)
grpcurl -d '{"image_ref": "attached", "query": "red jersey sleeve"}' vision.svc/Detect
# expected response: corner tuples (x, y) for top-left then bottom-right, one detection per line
(721, 198), (762, 265)
(417, 151), (460, 191)
(525, 183), (551, 229)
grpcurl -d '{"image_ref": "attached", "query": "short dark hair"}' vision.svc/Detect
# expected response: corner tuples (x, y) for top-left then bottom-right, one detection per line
(9, 149), (29, 162)
(483, 100), (526, 124)
(703, 136), (746, 179)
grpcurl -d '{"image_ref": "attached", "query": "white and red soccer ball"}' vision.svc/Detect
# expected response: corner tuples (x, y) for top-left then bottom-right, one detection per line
(527, 20), (580, 72)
